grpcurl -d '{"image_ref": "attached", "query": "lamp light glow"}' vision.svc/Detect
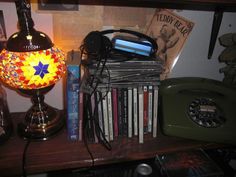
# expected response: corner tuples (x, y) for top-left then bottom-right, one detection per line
(0, 47), (66, 90)
(0, 0), (66, 140)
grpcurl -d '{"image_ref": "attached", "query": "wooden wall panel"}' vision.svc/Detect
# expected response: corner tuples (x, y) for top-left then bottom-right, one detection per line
(52, 5), (155, 52)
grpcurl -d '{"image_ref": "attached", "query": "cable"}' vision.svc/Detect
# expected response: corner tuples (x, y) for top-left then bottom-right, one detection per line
(22, 139), (31, 177)
(77, 46), (112, 176)
(91, 80), (111, 151)
(83, 56), (112, 151)
(76, 32), (114, 176)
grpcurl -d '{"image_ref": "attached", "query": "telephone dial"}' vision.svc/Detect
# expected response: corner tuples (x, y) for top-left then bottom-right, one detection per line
(159, 77), (236, 145)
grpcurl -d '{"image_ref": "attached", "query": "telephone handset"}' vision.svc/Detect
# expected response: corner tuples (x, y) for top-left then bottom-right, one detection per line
(159, 77), (236, 145)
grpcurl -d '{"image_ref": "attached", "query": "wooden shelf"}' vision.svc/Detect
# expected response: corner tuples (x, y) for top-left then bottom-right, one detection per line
(0, 111), (224, 177)
(0, 0), (236, 12)
(0, 1), (234, 176)
(78, 0), (236, 12)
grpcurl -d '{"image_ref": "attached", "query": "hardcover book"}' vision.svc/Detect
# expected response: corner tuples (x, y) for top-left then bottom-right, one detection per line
(79, 92), (83, 141)
(66, 50), (80, 141)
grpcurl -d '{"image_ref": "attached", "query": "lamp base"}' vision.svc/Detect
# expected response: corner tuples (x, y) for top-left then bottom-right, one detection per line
(17, 85), (64, 140)
(17, 109), (64, 140)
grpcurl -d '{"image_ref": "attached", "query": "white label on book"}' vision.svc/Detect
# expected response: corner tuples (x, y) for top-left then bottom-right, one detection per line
(128, 88), (133, 138)
(148, 85), (153, 133)
(133, 87), (138, 136)
(102, 91), (109, 142)
(107, 90), (113, 141)
(138, 86), (144, 144)
(153, 86), (159, 138)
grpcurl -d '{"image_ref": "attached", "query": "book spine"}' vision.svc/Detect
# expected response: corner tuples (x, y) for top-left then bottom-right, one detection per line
(112, 88), (118, 138)
(66, 65), (80, 141)
(128, 88), (133, 138)
(79, 92), (83, 141)
(102, 90), (109, 141)
(117, 88), (123, 136)
(84, 93), (95, 143)
(153, 86), (159, 138)
(107, 90), (114, 141)
(138, 86), (144, 144)
(133, 87), (138, 136)
(122, 88), (128, 137)
(96, 91), (104, 138)
(143, 86), (148, 133)
(91, 93), (98, 143)
(148, 85), (153, 133)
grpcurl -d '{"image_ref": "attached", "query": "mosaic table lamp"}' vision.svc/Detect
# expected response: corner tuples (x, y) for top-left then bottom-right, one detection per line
(0, 0), (66, 140)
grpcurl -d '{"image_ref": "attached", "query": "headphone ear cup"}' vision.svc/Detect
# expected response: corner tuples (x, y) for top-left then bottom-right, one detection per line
(83, 31), (112, 59)
(102, 35), (112, 53)
(83, 31), (103, 55)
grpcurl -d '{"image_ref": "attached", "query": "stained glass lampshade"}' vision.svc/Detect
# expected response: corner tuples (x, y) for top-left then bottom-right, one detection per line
(0, 47), (65, 90)
(0, 0), (66, 140)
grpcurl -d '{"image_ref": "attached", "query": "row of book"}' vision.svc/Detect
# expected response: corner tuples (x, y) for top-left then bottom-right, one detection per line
(66, 83), (160, 144)
(67, 84), (160, 144)
(82, 84), (159, 144)
(66, 50), (162, 143)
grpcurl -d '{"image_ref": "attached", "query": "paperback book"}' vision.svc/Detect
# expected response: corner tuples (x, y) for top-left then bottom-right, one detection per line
(66, 50), (81, 141)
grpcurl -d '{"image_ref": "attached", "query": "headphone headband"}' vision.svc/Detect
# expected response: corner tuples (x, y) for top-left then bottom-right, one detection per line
(100, 29), (157, 55)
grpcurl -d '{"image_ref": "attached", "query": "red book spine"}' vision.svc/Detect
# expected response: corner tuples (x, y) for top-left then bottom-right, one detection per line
(112, 88), (118, 138)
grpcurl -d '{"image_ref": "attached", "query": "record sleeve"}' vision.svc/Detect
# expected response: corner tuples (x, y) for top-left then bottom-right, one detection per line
(146, 9), (194, 79)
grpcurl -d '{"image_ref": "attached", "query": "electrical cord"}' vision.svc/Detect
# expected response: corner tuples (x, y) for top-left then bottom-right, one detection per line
(20, 40), (111, 176)
(22, 139), (31, 177)
(92, 89), (111, 151)
(82, 58), (112, 151)
(77, 38), (113, 175)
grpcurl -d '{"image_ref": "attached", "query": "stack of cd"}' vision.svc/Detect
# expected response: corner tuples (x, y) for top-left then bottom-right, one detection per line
(88, 57), (164, 88)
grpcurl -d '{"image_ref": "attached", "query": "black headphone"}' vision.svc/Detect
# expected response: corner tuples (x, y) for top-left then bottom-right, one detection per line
(82, 29), (158, 58)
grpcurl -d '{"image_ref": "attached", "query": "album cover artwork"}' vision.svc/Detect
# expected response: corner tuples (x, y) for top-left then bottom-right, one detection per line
(146, 9), (194, 79)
